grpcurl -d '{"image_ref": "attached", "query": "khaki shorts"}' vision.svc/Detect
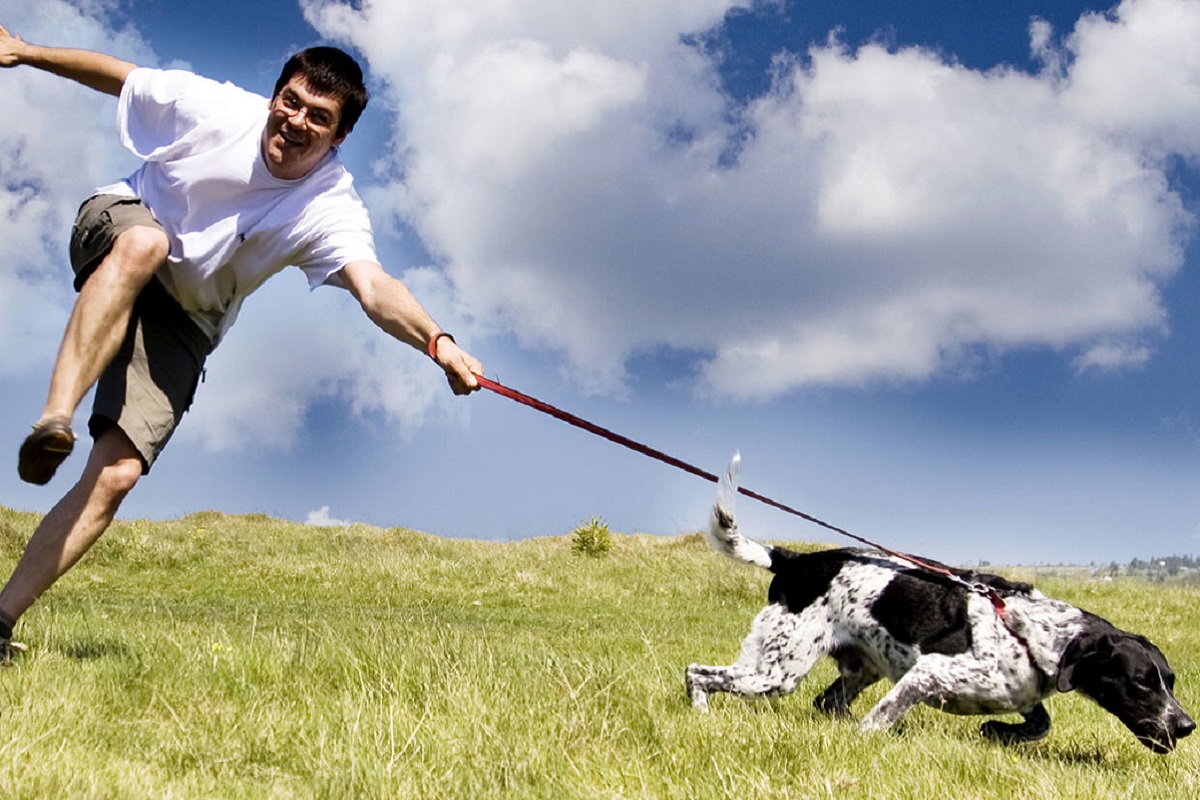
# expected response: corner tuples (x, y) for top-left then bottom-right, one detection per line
(70, 195), (213, 472)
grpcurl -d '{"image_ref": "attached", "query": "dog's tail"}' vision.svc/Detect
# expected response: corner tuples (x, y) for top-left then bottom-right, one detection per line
(702, 453), (774, 570)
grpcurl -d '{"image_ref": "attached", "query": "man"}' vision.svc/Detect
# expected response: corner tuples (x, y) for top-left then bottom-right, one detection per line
(0, 23), (483, 660)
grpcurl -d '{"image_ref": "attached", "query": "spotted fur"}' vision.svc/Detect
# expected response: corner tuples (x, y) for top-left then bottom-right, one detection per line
(686, 459), (1195, 753)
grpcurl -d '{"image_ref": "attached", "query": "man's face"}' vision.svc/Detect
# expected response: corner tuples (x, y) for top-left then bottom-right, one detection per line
(262, 76), (347, 180)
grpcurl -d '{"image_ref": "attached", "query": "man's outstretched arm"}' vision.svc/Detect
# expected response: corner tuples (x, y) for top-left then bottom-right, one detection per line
(339, 260), (484, 396)
(0, 23), (135, 96)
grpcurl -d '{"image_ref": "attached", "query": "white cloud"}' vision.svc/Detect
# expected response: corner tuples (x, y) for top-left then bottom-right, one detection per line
(305, 505), (351, 527)
(306, 0), (1199, 399)
(1072, 340), (1152, 373)
(1060, 0), (1200, 159)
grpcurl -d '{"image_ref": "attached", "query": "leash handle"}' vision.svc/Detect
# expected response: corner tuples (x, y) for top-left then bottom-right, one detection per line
(475, 373), (1001, 606)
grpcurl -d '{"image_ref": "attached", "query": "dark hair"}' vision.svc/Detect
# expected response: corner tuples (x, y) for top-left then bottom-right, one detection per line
(274, 46), (369, 137)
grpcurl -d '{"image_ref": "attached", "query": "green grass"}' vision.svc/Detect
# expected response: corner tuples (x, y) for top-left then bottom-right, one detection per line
(0, 505), (1197, 799)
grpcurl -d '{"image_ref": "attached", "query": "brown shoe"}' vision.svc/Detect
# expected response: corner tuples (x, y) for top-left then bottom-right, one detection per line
(17, 417), (75, 485)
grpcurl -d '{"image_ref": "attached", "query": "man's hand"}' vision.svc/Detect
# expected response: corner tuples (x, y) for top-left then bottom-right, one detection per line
(430, 335), (483, 396)
(0, 23), (28, 68)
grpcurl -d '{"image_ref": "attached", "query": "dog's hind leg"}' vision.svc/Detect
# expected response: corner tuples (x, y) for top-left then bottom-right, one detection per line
(814, 648), (882, 717)
(980, 704), (1051, 744)
(687, 603), (827, 712)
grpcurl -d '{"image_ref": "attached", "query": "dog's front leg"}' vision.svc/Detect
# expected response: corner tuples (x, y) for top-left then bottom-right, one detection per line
(815, 671), (882, 716)
(980, 703), (1052, 744)
(859, 659), (952, 731)
(814, 647), (882, 716)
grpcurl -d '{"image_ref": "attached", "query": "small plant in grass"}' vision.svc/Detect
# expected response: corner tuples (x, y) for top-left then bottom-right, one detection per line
(571, 516), (612, 557)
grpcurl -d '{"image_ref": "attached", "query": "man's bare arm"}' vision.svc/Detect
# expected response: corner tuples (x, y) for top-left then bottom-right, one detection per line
(0, 23), (135, 96)
(340, 260), (483, 396)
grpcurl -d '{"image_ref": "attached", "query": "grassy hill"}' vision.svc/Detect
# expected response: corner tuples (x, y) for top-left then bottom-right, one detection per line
(0, 505), (1197, 798)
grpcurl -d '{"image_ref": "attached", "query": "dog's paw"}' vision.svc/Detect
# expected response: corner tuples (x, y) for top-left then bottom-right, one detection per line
(813, 693), (851, 717)
(980, 719), (1050, 745)
(981, 705), (1051, 745)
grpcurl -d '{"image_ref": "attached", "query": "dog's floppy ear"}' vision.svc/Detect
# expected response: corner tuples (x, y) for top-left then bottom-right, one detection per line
(1056, 630), (1111, 693)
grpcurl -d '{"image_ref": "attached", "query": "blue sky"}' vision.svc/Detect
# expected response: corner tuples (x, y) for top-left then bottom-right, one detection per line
(1, 0), (1198, 566)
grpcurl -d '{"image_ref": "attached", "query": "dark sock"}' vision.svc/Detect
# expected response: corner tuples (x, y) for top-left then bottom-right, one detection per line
(0, 610), (15, 640)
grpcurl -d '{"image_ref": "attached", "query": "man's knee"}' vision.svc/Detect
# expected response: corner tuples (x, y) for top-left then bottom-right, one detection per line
(88, 429), (145, 500)
(106, 225), (169, 280)
(95, 456), (143, 499)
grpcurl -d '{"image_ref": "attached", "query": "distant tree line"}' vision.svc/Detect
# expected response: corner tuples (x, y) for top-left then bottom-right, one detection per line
(1113, 555), (1200, 583)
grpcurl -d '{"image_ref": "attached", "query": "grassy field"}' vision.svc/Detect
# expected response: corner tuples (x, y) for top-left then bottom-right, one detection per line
(0, 505), (1197, 799)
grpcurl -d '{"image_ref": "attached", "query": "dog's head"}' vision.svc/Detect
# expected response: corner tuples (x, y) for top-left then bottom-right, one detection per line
(1057, 626), (1195, 753)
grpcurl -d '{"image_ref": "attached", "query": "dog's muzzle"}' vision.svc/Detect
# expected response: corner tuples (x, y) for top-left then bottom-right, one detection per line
(1141, 709), (1195, 754)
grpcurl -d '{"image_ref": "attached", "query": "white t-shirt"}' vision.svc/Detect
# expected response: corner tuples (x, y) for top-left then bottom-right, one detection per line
(96, 67), (378, 343)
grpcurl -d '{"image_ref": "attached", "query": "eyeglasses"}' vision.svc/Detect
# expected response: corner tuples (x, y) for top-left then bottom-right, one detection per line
(272, 89), (339, 135)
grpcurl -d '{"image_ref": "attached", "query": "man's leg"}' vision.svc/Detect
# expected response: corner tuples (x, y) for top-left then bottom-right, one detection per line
(45, 224), (168, 424)
(19, 223), (167, 485)
(5, 213), (209, 656)
(1, 427), (143, 629)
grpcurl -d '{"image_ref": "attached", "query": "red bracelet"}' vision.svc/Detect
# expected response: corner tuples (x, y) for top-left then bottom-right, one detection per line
(427, 331), (455, 361)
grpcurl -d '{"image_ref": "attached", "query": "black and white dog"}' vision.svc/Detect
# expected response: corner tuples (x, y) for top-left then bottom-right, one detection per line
(685, 456), (1195, 753)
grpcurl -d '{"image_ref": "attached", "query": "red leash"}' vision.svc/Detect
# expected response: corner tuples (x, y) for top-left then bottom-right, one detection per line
(475, 374), (1007, 612)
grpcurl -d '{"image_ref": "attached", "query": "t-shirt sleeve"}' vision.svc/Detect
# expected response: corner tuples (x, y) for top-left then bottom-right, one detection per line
(117, 67), (261, 161)
(293, 179), (379, 289)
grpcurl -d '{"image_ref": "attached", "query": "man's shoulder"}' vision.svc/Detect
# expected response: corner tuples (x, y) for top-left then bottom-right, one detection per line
(125, 66), (266, 112)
